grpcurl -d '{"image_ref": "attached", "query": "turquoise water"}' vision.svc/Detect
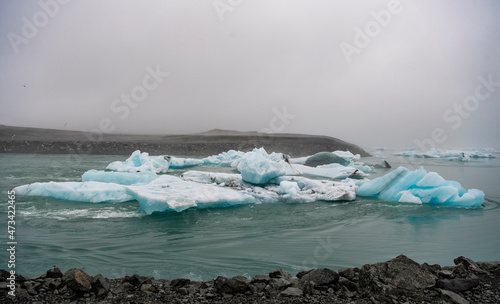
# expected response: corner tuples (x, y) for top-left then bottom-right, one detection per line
(1, 152), (499, 280)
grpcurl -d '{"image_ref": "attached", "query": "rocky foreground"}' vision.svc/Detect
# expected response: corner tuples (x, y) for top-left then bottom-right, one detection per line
(1, 255), (499, 304)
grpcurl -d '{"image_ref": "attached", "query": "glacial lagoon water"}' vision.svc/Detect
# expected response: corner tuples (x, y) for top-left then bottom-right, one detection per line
(1, 152), (499, 280)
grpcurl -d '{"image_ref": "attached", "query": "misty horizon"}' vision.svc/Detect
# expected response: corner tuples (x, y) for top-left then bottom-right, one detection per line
(1, 0), (499, 149)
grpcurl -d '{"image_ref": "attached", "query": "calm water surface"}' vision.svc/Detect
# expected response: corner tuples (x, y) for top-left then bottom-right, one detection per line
(0, 152), (499, 280)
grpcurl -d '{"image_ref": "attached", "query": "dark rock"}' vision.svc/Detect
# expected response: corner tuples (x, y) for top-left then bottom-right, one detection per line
(280, 286), (303, 297)
(250, 274), (270, 284)
(124, 274), (150, 286)
(422, 262), (441, 274)
(358, 254), (436, 297)
(436, 278), (480, 293)
(140, 283), (158, 293)
(304, 152), (350, 167)
(269, 268), (284, 278)
(296, 269), (313, 279)
(268, 278), (292, 291)
(454, 256), (488, 276)
(92, 273), (110, 298)
(23, 281), (39, 295)
(338, 276), (357, 292)
(62, 268), (92, 292)
(300, 268), (339, 287)
(44, 278), (62, 290)
(338, 267), (359, 281)
(92, 274), (110, 291)
(476, 261), (500, 272)
(438, 269), (455, 279)
(115, 282), (135, 293)
(170, 278), (191, 289)
(46, 265), (63, 278)
(0, 269), (10, 281)
(438, 288), (470, 304)
(214, 276), (252, 295)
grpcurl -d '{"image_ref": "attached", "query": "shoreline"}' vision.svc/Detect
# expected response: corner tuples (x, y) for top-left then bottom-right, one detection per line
(2, 255), (499, 303)
(0, 125), (370, 157)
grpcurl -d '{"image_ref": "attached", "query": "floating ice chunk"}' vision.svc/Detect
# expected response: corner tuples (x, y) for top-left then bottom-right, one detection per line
(271, 176), (357, 202)
(279, 181), (300, 196)
(127, 175), (257, 214)
(202, 150), (245, 166)
(182, 171), (356, 203)
(398, 191), (422, 204)
(169, 157), (204, 169)
(332, 150), (360, 161)
(293, 163), (367, 180)
(304, 152), (350, 167)
(393, 151), (424, 158)
(14, 181), (133, 203)
(416, 172), (446, 187)
(232, 149), (286, 184)
(181, 171), (245, 187)
(290, 150), (360, 165)
(106, 150), (170, 173)
(357, 167), (484, 207)
(82, 170), (159, 185)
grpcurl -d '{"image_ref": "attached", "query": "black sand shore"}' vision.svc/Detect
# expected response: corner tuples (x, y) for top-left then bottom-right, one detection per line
(2, 255), (499, 303)
(0, 125), (369, 157)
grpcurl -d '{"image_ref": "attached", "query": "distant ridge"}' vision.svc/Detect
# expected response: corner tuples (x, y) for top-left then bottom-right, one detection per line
(0, 125), (370, 157)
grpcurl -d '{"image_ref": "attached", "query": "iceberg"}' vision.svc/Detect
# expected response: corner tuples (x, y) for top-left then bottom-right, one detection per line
(82, 170), (159, 185)
(304, 152), (350, 167)
(169, 157), (204, 169)
(292, 163), (367, 180)
(127, 175), (257, 214)
(397, 148), (496, 161)
(271, 176), (357, 202)
(202, 150), (245, 166)
(231, 148), (287, 184)
(106, 150), (170, 173)
(182, 171), (357, 203)
(357, 167), (484, 207)
(14, 181), (133, 203)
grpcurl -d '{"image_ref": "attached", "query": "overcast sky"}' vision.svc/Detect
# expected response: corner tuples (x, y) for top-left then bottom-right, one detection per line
(1, 0), (499, 148)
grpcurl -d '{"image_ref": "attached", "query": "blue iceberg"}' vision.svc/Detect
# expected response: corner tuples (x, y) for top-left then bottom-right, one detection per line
(232, 148), (287, 184)
(82, 170), (159, 185)
(127, 175), (257, 214)
(357, 167), (484, 207)
(106, 150), (170, 173)
(14, 181), (133, 203)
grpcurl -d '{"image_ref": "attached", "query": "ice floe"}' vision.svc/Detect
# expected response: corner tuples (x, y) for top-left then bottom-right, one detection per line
(357, 167), (484, 207)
